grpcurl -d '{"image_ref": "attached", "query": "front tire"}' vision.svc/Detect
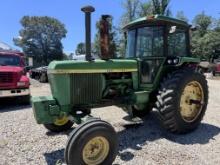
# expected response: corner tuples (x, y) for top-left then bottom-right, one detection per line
(155, 68), (208, 134)
(65, 119), (118, 165)
(44, 116), (74, 133)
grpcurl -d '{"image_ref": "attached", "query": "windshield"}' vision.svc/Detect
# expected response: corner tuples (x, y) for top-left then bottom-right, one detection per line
(0, 55), (20, 66)
(126, 26), (164, 58)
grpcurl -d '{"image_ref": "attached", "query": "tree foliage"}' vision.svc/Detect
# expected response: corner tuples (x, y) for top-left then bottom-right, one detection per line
(151, 0), (171, 16)
(191, 12), (220, 60)
(120, 0), (171, 26)
(176, 11), (188, 22)
(93, 16), (118, 58)
(120, 0), (140, 26)
(192, 11), (212, 36)
(14, 16), (67, 66)
(75, 42), (86, 55)
(138, 1), (153, 17)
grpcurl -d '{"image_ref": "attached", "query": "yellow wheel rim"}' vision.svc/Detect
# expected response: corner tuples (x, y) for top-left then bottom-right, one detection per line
(180, 81), (204, 122)
(54, 116), (69, 126)
(82, 136), (110, 165)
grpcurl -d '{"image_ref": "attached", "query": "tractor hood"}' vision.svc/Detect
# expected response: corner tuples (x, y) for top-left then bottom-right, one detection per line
(47, 59), (138, 74)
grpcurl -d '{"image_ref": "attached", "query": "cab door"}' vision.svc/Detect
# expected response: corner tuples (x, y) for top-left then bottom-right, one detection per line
(136, 26), (165, 86)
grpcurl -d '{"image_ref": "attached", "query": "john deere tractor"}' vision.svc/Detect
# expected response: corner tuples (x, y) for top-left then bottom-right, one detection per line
(32, 6), (208, 165)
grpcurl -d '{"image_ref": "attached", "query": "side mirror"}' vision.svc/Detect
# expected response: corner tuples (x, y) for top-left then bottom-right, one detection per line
(169, 26), (177, 34)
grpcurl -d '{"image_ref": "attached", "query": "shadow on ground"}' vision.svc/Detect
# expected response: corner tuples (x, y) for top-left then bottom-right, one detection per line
(0, 98), (31, 112)
(44, 149), (65, 165)
(43, 112), (220, 164)
(45, 127), (75, 137)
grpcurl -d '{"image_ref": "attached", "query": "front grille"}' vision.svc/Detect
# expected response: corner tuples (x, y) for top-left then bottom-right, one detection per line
(71, 73), (104, 105)
(0, 72), (14, 83)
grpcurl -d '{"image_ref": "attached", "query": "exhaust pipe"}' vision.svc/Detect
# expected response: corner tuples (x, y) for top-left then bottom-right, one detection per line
(81, 6), (95, 61)
(100, 15), (112, 60)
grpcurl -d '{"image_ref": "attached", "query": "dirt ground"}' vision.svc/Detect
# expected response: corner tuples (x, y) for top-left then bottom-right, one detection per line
(0, 78), (220, 165)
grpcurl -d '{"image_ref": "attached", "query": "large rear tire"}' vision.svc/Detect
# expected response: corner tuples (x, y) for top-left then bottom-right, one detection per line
(155, 68), (208, 134)
(65, 119), (118, 165)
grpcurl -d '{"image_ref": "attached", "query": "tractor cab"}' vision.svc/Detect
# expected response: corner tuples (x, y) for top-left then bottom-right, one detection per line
(124, 15), (192, 86)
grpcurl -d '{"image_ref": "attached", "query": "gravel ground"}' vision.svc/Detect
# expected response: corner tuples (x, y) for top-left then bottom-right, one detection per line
(0, 78), (220, 165)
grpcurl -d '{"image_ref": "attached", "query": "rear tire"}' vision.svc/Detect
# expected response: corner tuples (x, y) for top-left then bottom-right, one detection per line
(155, 68), (208, 134)
(65, 119), (118, 165)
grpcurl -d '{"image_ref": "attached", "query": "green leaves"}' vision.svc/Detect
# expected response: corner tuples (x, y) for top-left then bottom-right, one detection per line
(176, 11), (188, 22)
(152, 0), (171, 16)
(191, 12), (220, 60)
(14, 16), (67, 66)
(192, 11), (212, 37)
(75, 43), (86, 55)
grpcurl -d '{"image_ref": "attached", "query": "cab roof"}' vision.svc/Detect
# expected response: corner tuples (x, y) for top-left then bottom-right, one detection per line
(123, 15), (190, 29)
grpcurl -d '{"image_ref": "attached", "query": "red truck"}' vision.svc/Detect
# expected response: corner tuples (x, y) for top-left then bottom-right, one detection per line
(0, 51), (30, 104)
(213, 61), (220, 76)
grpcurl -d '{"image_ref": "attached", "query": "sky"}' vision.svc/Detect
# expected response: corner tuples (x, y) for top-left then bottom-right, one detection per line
(0, 0), (220, 54)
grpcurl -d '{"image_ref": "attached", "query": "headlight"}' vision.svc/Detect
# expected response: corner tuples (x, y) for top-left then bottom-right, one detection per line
(17, 82), (26, 87)
(166, 58), (179, 65)
(173, 58), (179, 64)
(167, 59), (173, 64)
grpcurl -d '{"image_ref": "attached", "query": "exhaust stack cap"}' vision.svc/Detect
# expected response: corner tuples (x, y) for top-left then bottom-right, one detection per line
(81, 5), (95, 61)
(81, 6), (95, 13)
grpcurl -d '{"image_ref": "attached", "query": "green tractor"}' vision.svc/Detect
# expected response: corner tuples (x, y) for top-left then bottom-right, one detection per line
(32, 6), (208, 165)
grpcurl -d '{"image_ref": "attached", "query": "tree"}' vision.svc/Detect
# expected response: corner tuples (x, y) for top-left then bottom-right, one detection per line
(192, 11), (212, 36)
(192, 30), (220, 60)
(75, 42), (86, 55)
(151, 0), (171, 16)
(14, 16), (67, 66)
(138, 1), (153, 17)
(120, 0), (140, 26)
(191, 12), (220, 60)
(93, 16), (118, 58)
(176, 11), (188, 22)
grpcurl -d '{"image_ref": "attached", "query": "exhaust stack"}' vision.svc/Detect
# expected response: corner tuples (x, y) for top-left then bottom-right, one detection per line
(100, 15), (112, 60)
(81, 6), (95, 61)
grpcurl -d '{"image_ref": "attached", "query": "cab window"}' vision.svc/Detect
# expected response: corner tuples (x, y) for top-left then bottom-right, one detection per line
(168, 26), (187, 56)
(136, 26), (164, 57)
(125, 29), (136, 58)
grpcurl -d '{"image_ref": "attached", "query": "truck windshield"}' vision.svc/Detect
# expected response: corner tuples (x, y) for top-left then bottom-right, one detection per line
(0, 55), (20, 66)
(125, 26), (164, 58)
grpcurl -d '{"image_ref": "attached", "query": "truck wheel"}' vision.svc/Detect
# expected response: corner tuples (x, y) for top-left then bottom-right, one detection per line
(212, 70), (216, 77)
(65, 119), (118, 165)
(155, 68), (208, 134)
(39, 73), (47, 83)
(44, 116), (74, 132)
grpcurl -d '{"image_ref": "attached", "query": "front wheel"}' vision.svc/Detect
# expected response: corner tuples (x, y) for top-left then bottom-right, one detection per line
(155, 68), (208, 134)
(44, 116), (74, 132)
(65, 119), (118, 165)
